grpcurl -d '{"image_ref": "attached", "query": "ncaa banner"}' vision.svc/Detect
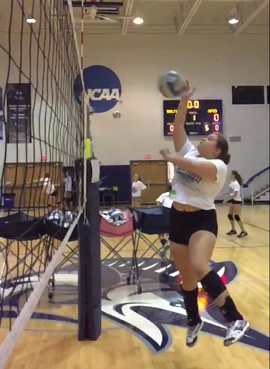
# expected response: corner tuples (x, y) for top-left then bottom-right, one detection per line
(74, 65), (122, 114)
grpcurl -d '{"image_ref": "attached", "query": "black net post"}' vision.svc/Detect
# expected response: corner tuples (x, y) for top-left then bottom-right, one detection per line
(78, 159), (101, 341)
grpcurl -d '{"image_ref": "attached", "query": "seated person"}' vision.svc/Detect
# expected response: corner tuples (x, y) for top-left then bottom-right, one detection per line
(156, 182), (173, 209)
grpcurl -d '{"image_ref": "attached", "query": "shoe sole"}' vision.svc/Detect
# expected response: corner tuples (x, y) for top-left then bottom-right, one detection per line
(186, 322), (204, 348)
(224, 322), (250, 347)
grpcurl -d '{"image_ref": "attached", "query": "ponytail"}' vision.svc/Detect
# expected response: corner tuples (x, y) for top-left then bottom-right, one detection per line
(232, 170), (243, 186)
(216, 134), (231, 164)
(223, 153), (231, 165)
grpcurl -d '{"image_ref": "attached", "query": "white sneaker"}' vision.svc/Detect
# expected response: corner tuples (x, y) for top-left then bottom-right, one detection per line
(224, 320), (250, 347)
(186, 321), (204, 347)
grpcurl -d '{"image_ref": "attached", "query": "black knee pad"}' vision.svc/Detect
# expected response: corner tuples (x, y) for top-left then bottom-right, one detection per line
(228, 214), (234, 221)
(234, 215), (241, 222)
(200, 270), (227, 300)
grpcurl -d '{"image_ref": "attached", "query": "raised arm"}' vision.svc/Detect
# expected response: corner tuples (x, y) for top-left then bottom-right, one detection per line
(173, 81), (196, 153)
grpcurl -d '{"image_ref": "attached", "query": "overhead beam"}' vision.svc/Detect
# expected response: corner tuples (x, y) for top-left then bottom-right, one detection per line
(177, 0), (203, 35)
(137, 0), (263, 2)
(121, 0), (135, 35)
(63, 1), (124, 7)
(234, 0), (269, 34)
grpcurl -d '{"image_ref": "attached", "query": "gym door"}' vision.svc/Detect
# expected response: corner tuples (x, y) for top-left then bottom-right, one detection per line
(130, 160), (167, 204)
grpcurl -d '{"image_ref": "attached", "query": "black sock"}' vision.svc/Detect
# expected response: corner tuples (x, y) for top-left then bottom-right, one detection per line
(182, 287), (201, 327)
(201, 270), (243, 323)
(220, 296), (243, 323)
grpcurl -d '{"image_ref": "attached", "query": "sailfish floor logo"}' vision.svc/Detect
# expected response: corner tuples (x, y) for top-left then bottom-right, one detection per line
(1, 258), (269, 354)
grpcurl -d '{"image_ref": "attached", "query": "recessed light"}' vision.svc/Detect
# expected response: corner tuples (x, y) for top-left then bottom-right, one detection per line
(228, 18), (239, 25)
(26, 17), (37, 24)
(133, 17), (144, 25)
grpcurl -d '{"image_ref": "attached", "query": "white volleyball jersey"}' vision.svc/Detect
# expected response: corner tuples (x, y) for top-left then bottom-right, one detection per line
(171, 139), (227, 210)
(132, 181), (146, 198)
(64, 176), (72, 192)
(229, 180), (241, 201)
(43, 178), (55, 195)
(156, 192), (173, 208)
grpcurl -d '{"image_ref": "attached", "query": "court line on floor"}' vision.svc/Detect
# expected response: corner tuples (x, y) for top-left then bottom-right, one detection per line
(243, 222), (269, 233)
(215, 246), (241, 249)
(218, 236), (269, 249)
(219, 236), (243, 247)
(232, 278), (269, 283)
(242, 245), (269, 248)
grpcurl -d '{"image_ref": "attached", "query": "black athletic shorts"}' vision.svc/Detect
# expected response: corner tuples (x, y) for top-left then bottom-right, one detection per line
(169, 205), (218, 246)
(49, 190), (58, 197)
(228, 199), (242, 204)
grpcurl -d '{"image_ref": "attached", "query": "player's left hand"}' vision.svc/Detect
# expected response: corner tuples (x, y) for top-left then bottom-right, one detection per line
(160, 149), (171, 160)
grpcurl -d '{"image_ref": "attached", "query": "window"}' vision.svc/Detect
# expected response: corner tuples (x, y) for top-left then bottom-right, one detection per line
(232, 86), (265, 105)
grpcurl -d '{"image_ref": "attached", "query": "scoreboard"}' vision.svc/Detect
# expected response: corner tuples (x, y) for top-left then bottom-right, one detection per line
(163, 99), (223, 136)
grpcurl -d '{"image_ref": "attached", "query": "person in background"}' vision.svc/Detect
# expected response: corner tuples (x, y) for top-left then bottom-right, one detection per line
(156, 182), (173, 209)
(156, 182), (173, 257)
(63, 170), (73, 210)
(42, 173), (58, 213)
(31, 173), (58, 214)
(226, 170), (248, 238)
(131, 174), (147, 208)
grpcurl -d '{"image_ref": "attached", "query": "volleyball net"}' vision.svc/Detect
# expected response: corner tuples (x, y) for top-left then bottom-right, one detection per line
(0, 0), (96, 367)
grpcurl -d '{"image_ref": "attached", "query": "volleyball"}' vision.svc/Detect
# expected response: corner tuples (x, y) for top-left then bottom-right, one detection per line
(113, 111), (121, 119)
(158, 71), (187, 98)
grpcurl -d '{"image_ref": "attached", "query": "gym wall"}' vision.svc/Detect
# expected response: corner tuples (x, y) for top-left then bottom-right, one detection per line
(84, 34), (269, 185)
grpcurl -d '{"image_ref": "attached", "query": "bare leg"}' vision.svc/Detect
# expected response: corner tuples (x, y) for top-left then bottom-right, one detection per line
(47, 196), (53, 215)
(171, 241), (202, 347)
(228, 204), (236, 231)
(188, 231), (229, 306)
(188, 231), (248, 347)
(234, 204), (247, 233)
(170, 242), (197, 291)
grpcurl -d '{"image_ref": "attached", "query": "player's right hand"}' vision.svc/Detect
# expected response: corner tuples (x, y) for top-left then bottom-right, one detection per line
(180, 81), (196, 101)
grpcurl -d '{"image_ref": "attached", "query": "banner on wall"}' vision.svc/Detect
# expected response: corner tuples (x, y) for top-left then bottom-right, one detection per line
(6, 83), (31, 144)
(73, 65), (122, 114)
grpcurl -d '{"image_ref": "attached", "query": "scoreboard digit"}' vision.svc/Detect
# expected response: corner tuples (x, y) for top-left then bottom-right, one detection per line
(163, 99), (223, 136)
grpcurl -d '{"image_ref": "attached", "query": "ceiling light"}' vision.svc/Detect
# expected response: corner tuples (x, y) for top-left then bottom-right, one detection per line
(26, 17), (37, 24)
(227, 7), (240, 25)
(228, 18), (239, 25)
(133, 17), (144, 25)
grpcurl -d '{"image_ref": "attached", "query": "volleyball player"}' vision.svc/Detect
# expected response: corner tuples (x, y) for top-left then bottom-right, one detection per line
(159, 82), (249, 348)
(156, 182), (173, 209)
(63, 170), (73, 210)
(30, 173), (58, 213)
(41, 173), (58, 213)
(131, 174), (147, 208)
(226, 171), (248, 238)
